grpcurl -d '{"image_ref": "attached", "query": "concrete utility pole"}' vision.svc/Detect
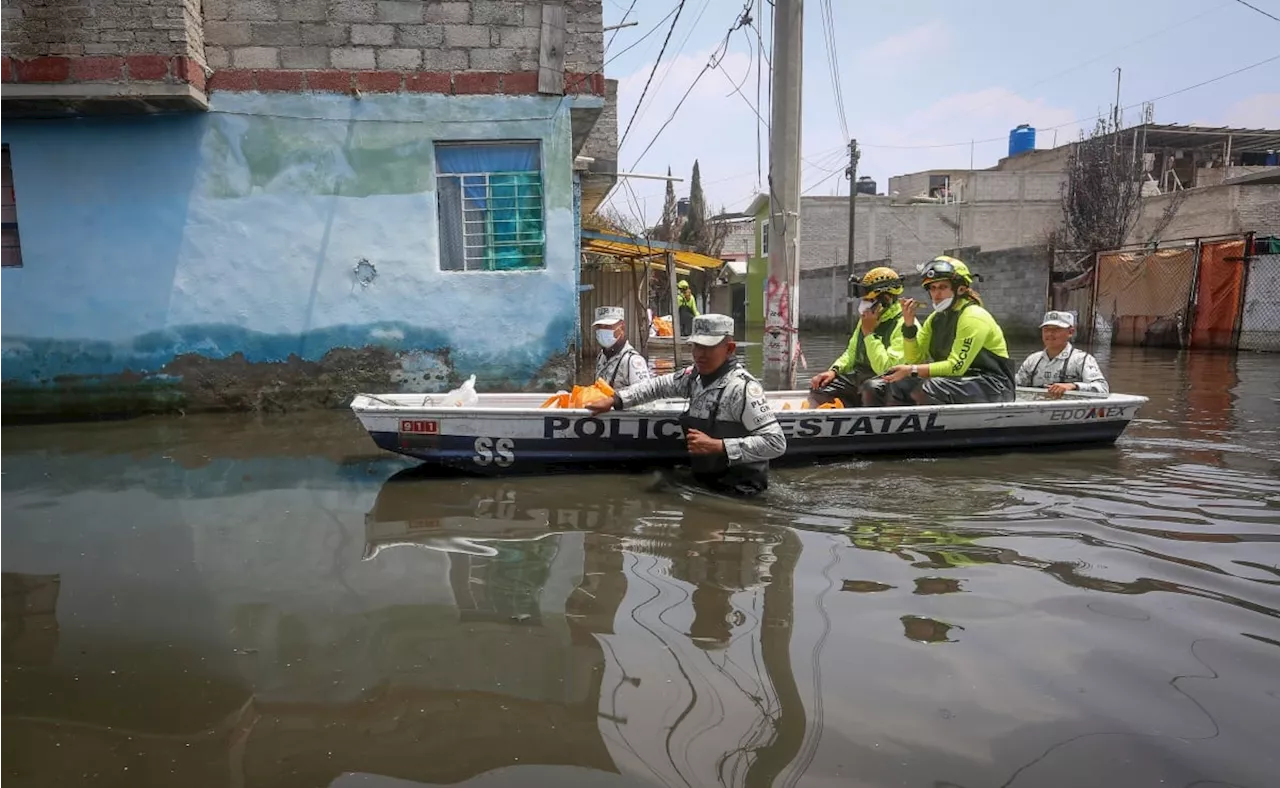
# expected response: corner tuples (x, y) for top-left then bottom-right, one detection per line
(764, 0), (804, 390)
(844, 138), (860, 334)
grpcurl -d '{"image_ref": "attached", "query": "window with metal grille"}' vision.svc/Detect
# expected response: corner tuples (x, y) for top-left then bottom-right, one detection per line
(435, 141), (545, 272)
(2, 145), (21, 268)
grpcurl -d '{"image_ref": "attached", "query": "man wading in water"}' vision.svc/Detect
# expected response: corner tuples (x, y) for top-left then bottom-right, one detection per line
(585, 314), (786, 496)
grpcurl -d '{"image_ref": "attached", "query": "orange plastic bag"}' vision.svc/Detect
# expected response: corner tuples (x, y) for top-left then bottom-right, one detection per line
(543, 379), (615, 409)
(816, 398), (845, 410)
(653, 316), (673, 337)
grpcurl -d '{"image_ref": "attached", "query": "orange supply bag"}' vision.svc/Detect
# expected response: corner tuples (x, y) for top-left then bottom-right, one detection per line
(653, 316), (673, 337)
(541, 379), (615, 409)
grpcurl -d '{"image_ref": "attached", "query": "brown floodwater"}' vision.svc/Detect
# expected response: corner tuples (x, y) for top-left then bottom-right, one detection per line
(4, 335), (1279, 788)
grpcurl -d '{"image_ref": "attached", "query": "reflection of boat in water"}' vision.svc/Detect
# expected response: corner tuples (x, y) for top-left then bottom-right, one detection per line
(361, 473), (810, 787)
(350, 389), (1149, 472)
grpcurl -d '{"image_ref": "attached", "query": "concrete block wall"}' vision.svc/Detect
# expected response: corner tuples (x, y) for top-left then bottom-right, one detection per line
(1237, 185), (1280, 235)
(1, 0), (206, 89)
(2, 1), (607, 99)
(958, 245), (1052, 337)
(201, 0), (605, 95)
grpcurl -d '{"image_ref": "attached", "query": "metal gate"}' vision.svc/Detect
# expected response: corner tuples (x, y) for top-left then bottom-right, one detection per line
(1239, 254), (1280, 352)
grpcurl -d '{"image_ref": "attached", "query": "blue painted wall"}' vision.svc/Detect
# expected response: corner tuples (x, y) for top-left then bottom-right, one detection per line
(1, 91), (599, 418)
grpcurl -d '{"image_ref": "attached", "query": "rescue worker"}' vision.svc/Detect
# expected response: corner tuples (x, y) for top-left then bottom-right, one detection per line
(592, 306), (651, 389)
(585, 314), (786, 496)
(1016, 310), (1109, 398)
(870, 255), (1016, 406)
(676, 279), (700, 336)
(807, 266), (906, 407)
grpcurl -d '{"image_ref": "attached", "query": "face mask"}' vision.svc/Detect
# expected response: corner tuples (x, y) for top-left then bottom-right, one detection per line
(932, 297), (954, 313)
(596, 329), (619, 348)
(858, 300), (876, 315)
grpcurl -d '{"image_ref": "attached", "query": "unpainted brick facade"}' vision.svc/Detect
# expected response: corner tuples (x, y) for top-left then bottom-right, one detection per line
(2, 0), (607, 99)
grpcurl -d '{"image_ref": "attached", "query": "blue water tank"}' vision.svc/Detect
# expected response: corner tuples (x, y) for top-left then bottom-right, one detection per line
(1008, 124), (1036, 157)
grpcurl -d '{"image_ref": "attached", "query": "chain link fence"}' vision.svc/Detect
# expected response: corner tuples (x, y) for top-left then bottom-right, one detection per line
(1240, 254), (1280, 352)
(1093, 246), (1197, 349)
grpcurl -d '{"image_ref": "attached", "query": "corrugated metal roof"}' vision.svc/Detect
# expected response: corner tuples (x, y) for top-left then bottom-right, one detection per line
(580, 230), (724, 270)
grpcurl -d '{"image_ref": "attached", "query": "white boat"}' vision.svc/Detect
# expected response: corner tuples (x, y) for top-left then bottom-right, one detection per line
(350, 389), (1149, 473)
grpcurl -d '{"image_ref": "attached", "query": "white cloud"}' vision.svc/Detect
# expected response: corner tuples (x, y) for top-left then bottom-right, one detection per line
(1215, 92), (1280, 129)
(860, 23), (948, 65)
(606, 46), (1080, 224)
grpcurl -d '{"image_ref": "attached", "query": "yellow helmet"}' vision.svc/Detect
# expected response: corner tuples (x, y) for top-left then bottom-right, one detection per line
(919, 255), (973, 288)
(852, 266), (904, 300)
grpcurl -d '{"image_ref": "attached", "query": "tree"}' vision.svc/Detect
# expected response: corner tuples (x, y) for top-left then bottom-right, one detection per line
(654, 166), (679, 242)
(676, 160), (729, 257)
(1057, 117), (1146, 253)
(679, 160), (705, 247)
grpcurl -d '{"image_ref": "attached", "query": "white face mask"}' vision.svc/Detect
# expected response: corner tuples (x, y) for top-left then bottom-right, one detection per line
(596, 328), (620, 348)
(932, 297), (954, 313)
(858, 300), (876, 315)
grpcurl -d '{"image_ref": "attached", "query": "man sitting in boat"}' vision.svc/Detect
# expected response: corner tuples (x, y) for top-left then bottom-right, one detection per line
(1016, 310), (1109, 398)
(585, 314), (786, 496)
(676, 279), (700, 337)
(868, 255), (1016, 406)
(592, 306), (651, 388)
(807, 266), (906, 407)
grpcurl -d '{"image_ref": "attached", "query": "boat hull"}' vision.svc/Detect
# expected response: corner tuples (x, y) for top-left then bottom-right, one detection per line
(351, 390), (1148, 473)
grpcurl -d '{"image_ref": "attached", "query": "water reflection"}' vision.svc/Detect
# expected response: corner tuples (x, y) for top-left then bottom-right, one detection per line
(363, 472), (807, 788)
(3, 339), (1280, 788)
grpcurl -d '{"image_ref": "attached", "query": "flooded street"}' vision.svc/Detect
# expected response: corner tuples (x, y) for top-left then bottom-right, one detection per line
(4, 335), (1279, 788)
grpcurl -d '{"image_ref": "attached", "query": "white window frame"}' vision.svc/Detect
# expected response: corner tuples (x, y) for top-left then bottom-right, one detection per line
(435, 141), (546, 273)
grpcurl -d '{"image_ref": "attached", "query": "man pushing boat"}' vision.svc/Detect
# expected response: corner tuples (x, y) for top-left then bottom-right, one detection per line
(585, 314), (786, 496)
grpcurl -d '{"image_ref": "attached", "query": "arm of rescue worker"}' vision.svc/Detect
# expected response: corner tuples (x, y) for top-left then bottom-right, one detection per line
(903, 313), (932, 364)
(828, 334), (859, 374)
(926, 308), (993, 378)
(1015, 353), (1040, 387)
(863, 322), (905, 374)
(726, 381), (787, 464)
(616, 368), (691, 409)
(1074, 354), (1109, 394)
(628, 352), (653, 383)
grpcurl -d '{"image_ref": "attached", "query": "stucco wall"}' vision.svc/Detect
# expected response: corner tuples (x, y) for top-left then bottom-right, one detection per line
(1, 90), (589, 419)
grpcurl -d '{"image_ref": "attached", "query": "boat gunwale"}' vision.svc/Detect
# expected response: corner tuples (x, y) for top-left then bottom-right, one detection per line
(350, 389), (1149, 419)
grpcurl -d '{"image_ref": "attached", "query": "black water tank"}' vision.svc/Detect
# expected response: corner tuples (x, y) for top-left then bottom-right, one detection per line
(855, 176), (877, 195)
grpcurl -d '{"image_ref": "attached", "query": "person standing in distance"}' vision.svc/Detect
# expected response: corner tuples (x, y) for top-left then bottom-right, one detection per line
(585, 314), (785, 496)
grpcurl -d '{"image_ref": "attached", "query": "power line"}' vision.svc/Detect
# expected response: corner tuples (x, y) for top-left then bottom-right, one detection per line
(898, 2), (1233, 138)
(627, 2), (755, 168)
(1229, 0), (1280, 23)
(618, 0), (688, 150)
(816, 0), (849, 141)
(605, 0), (639, 52)
(604, 3), (681, 67)
(858, 53), (1280, 151)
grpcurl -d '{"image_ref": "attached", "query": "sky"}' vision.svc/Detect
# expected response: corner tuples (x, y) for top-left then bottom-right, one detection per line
(599, 0), (1280, 226)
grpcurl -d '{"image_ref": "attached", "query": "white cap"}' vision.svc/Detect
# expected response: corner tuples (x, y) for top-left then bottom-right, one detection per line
(592, 306), (625, 326)
(688, 314), (735, 346)
(1041, 310), (1075, 329)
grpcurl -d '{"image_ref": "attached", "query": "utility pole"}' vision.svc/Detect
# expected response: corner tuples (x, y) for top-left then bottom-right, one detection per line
(764, 0), (803, 390)
(844, 138), (860, 334)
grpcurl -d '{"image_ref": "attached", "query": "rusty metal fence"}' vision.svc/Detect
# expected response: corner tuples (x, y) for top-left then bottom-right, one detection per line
(1050, 233), (1280, 352)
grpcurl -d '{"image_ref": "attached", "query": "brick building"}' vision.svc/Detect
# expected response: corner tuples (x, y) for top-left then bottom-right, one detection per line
(1, 0), (616, 420)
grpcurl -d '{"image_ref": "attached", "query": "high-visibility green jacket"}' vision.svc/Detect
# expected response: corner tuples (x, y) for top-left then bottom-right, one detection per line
(830, 302), (905, 376)
(905, 297), (1015, 381)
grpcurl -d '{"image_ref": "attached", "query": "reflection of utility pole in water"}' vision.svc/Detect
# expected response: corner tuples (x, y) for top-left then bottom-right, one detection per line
(745, 527), (806, 788)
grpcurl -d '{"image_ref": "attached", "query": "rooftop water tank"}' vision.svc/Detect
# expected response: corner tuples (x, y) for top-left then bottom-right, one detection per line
(855, 176), (877, 195)
(1008, 124), (1036, 158)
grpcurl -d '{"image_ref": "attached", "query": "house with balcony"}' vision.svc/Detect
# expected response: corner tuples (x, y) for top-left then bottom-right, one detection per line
(1, 0), (615, 420)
